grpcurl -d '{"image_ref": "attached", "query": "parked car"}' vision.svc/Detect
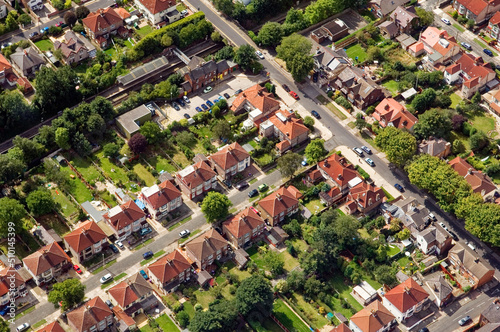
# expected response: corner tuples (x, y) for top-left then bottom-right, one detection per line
(0, 307), (8, 316)
(311, 110), (321, 119)
(419, 328), (429, 332)
(236, 182), (249, 190)
(248, 189), (258, 198)
(1, 42), (11, 49)
(55, 21), (64, 27)
(282, 84), (290, 92)
(439, 222), (448, 230)
(258, 184), (268, 192)
(184, 113), (191, 119)
(203, 86), (213, 93)
(109, 244), (119, 253)
(223, 93), (231, 99)
(105, 300), (114, 308)
(140, 227), (152, 236)
(448, 231), (459, 241)
(250, 206), (259, 215)
(171, 102), (180, 111)
(458, 316), (471, 326)
(394, 183), (404, 192)
(177, 98), (185, 107)
(40, 27), (49, 34)
(289, 91), (299, 99)
(180, 9), (188, 16)
(301, 158), (308, 166)
(484, 49), (494, 56)
(115, 240), (124, 250)
(235, 89), (243, 95)
(361, 146), (372, 154)
(461, 42), (472, 50)
(201, 104), (208, 111)
(353, 147), (364, 156)
(73, 265), (82, 274)
(29, 31), (39, 38)
(183, 95), (190, 103)
(143, 251), (154, 260)
(100, 273), (112, 284)
(195, 106), (202, 112)
(206, 100), (214, 107)
(313, 72), (318, 83)
(16, 323), (30, 332)
(179, 229), (190, 238)
(466, 241), (476, 251)
(428, 213), (437, 221)
(223, 179), (232, 187)
(441, 17), (451, 25)
(139, 270), (149, 280)
(255, 50), (264, 59)
(365, 158), (375, 167)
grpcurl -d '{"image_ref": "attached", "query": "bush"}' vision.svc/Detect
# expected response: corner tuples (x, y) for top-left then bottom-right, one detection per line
(335, 96), (353, 111)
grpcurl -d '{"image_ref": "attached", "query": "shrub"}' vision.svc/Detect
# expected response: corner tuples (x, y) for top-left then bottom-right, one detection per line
(335, 96), (353, 111)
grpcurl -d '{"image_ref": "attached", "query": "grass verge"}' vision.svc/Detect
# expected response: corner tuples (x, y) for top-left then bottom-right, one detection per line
(179, 229), (201, 244)
(141, 250), (166, 266)
(92, 259), (117, 274)
(134, 238), (153, 251)
(168, 215), (192, 231)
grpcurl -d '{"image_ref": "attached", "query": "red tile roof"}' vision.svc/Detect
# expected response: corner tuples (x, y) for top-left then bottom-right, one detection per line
(209, 142), (250, 171)
(176, 160), (216, 190)
(114, 7), (131, 19)
(223, 207), (265, 239)
(490, 11), (500, 25)
(64, 220), (106, 253)
(258, 186), (299, 218)
(318, 153), (359, 187)
(0, 280), (8, 297)
(456, 53), (494, 83)
(82, 8), (123, 34)
(373, 98), (417, 130)
(286, 185), (303, 199)
(445, 63), (461, 75)
(420, 27), (458, 57)
(449, 156), (474, 177)
(276, 139), (291, 152)
(67, 297), (112, 332)
(147, 249), (191, 283)
(0, 53), (11, 72)
(112, 306), (136, 327)
(231, 84), (280, 115)
(36, 321), (65, 332)
(449, 156), (496, 195)
(136, 0), (176, 15)
(350, 300), (395, 332)
(348, 182), (385, 210)
(23, 242), (70, 276)
(308, 169), (324, 182)
(0, 266), (28, 288)
(464, 76), (480, 88)
(185, 229), (228, 262)
(384, 278), (429, 313)
(456, 0), (488, 15)
(330, 323), (353, 332)
(140, 180), (181, 211)
(268, 110), (309, 141)
(108, 273), (154, 308)
(103, 200), (146, 231)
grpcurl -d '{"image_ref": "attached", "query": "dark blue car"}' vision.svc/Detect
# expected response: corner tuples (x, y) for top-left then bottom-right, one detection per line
(484, 49), (493, 56)
(196, 107), (202, 112)
(201, 104), (208, 111)
(394, 183), (404, 192)
(206, 100), (214, 107)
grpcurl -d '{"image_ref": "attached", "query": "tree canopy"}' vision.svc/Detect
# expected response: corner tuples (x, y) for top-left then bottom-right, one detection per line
(277, 34), (313, 81)
(277, 152), (302, 179)
(0, 198), (26, 238)
(140, 121), (163, 144)
(305, 139), (327, 163)
(375, 127), (416, 167)
(235, 275), (274, 317)
(257, 22), (283, 47)
(234, 44), (258, 71)
(201, 192), (232, 223)
(26, 189), (56, 216)
(128, 133), (148, 155)
(48, 278), (86, 311)
(413, 109), (452, 140)
(189, 300), (238, 332)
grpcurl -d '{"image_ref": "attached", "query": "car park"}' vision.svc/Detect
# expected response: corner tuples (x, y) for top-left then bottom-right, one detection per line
(236, 182), (249, 190)
(365, 158), (375, 167)
(16, 323), (30, 332)
(353, 147), (364, 156)
(109, 244), (119, 253)
(255, 50), (264, 59)
(441, 17), (450, 25)
(282, 84), (290, 92)
(177, 98), (185, 107)
(73, 265), (82, 274)
(206, 100), (214, 107)
(311, 110), (321, 119)
(458, 316), (471, 326)
(143, 251), (154, 260)
(184, 113), (190, 119)
(171, 102), (180, 111)
(183, 95), (190, 103)
(361, 146), (372, 154)
(394, 183), (404, 192)
(140, 270), (149, 280)
(195, 106), (202, 112)
(140, 227), (152, 236)
(258, 184), (268, 192)
(484, 49), (493, 56)
(213, 98), (219, 104)
(105, 300), (114, 308)
(179, 229), (190, 238)
(100, 273), (112, 284)
(223, 93), (231, 99)
(201, 104), (208, 111)
(289, 91), (299, 99)
(235, 89), (243, 95)
(248, 189), (258, 198)
(461, 42), (472, 50)
(115, 240), (124, 250)
(203, 86), (213, 93)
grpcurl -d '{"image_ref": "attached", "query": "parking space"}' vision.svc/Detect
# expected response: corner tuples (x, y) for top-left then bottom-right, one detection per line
(162, 75), (264, 123)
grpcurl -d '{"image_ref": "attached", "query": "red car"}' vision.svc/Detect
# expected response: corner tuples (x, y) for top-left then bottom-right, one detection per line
(73, 265), (82, 274)
(250, 207), (259, 215)
(289, 91), (299, 100)
(55, 21), (64, 27)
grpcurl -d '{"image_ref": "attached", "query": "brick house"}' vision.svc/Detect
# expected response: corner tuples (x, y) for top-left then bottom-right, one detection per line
(82, 8), (129, 49)
(36, 321), (65, 332)
(425, 275), (453, 307)
(222, 207), (265, 248)
(257, 186), (300, 226)
(10, 47), (45, 76)
(231, 83), (280, 116)
(103, 200), (147, 241)
(67, 297), (114, 332)
(368, 0), (409, 17)
(445, 53), (496, 98)
(349, 300), (396, 332)
(333, 66), (385, 109)
(416, 226), (453, 255)
(185, 229), (229, 270)
(448, 242), (495, 289)
(317, 153), (360, 195)
(208, 142), (251, 181)
(382, 278), (429, 322)
(175, 158), (217, 200)
(179, 56), (238, 93)
(389, 6), (419, 34)
(373, 98), (418, 131)
(310, 19), (349, 43)
(449, 156), (497, 198)
(487, 11), (500, 39)
(134, 0), (180, 25)
(53, 31), (95, 65)
(23, 242), (71, 286)
(479, 298), (500, 327)
(346, 181), (384, 215)
(259, 110), (309, 155)
(147, 249), (192, 293)
(108, 273), (156, 317)
(452, 0), (500, 24)
(138, 180), (182, 221)
(419, 27), (460, 70)
(0, 53), (13, 84)
(0, 267), (30, 305)
(418, 137), (451, 158)
(63, 220), (107, 263)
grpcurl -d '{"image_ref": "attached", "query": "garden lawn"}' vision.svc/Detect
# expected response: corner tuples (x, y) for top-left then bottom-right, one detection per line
(60, 165), (94, 203)
(385, 47), (417, 66)
(37, 214), (70, 236)
(453, 23), (465, 32)
(183, 301), (195, 318)
(99, 190), (117, 207)
(304, 198), (324, 215)
(345, 43), (367, 63)
(316, 94), (347, 120)
(254, 153), (274, 167)
(194, 289), (215, 309)
(465, 109), (496, 133)
(136, 25), (153, 38)
(247, 246), (266, 269)
(93, 151), (131, 188)
(225, 261), (252, 282)
(133, 163), (156, 186)
(35, 39), (53, 51)
(280, 251), (300, 272)
(450, 92), (462, 108)
(382, 80), (399, 96)
(0, 231), (40, 259)
(156, 314), (180, 331)
(450, 131), (471, 151)
(147, 155), (177, 173)
(51, 189), (78, 218)
(68, 155), (102, 183)
(249, 319), (283, 332)
(358, 228), (373, 240)
(273, 298), (310, 332)
(387, 244), (401, 256)
(289, 293), (330, 329)
(397, 255), (411, 268)
(474, 39), (498, 56)
(329, 274), (363, 312)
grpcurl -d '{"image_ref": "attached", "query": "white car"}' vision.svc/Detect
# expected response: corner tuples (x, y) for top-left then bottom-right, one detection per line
(16, 323), (30, 332)
(255, 50), (264, 59)
(441, 17), (451, 25)
(115, 240), (124, 250)
(439, 222), (448, 231)
(179, 229), (190, 238)
(100, 273), (112, 284)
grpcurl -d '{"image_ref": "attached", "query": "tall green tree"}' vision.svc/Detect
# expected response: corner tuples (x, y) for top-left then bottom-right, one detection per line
(413, 109), (452, 139)
(234, 44), (258, 70)
(140, 121), (162, 144)
(305, 139), (327, 163)
(201, 192), (232, 223)
(277, 152), (302, 179)
(415, 7), (434, 26)
(55, 127), (71, 150)
(277, 34), (312, 63)
(257, 22), (283, 47)
(72, 132), (92, 156)
(375, 127), (416, 167)
(214, 0), (234, 16)
(12, 136), (43, 163)
(235, 275), (274, 317)
(26, 189), (56, 216)
(0, 154), (26, 184)
(48, 278), (86, 311)
(188, 300), (238, 332)
(0, 198), (26, 238)
(86, 114), (106, 140)
(287, 52), (314, 82)
(103, 143), (121, 158)
(212, 120), (232, 141)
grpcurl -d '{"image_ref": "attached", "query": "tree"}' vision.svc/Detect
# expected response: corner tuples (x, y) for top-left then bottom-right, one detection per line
(277, 34), (312, 63)
(469, 131), (489, 151)
(303, 116), (315, 129)
(176, 131), (197, 147)
(103, 143), (120, 158)
(86, 114), (106, 140)
(214, 0), (234, 16)
(212, 120), (232, 141)
(286, 270), (306, 292)
(188, 300), (238, 332)
(140, 121), (162, 144)
(395, 228), (411, 240)
(64, 11), (77, 27)
(452, 114), (466, 131)
(5, 12), (18, 31)
(288, 52), (314, 82)
(0, 198), (26, 237)
(471, 91), (481, 104)
(277, 152), (302, 179)
(413, 109), (452, 139)
(374, 265), (396, 286)
(410, 88), (436, 113)
(13, 136), (43, 163)
(263, 250), (284, 276)
(375, 127), (416, 167)
(55, 127), (71, 150)
(37, 125), (56, 149)
(235, 275), (274, 317)
(128, 133), (148, 155)
(257, 22), (283, 47)
(333, 215), (360, 247)
(26, 189), (56, 216)
(234, 44), (258, 70)
(48, 278), (86, 311)
(415, 7), (434, 26)
(176, 311), (190, 328)
(211, 31), (222, 43)
(75, 6), (90, 19)
(215, 46), (235, 61)
(72, 132), (92, 156)
(0, 154), (26, 184)
(464, 202), (500, 246)
(201, 192), (232, 223)
(304, 139), (326, 163)
(17, 13), (31, 25)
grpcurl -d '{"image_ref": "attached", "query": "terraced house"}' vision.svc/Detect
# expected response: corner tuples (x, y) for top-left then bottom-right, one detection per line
(103, 200), (147, 241)
(64, 220), (107, 263)
(138, 180), (182, 221)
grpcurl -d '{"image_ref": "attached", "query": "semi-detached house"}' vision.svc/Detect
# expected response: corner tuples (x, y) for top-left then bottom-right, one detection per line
(67, 297), (114, 332)
(23, 242), (71, 286)
(257, 186), (300, 226)
(453, 0), (500, 24)
(209, 142), (251, 181)
(63, 220), (107, 263)
(103, 200), (147, 241)
(134, 0), (181, 25)
(175, 158), (217, 200)
(147, 249), (192, 293)
(138, 180), (182, 221)
(382, 278), (429, 322)
(223, 207), (265, 248)
(185, 229), (229, 270)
